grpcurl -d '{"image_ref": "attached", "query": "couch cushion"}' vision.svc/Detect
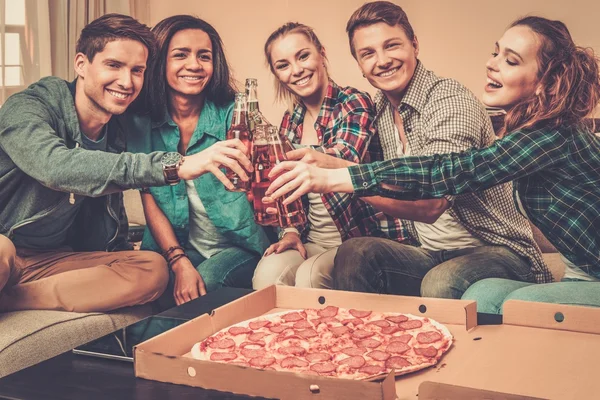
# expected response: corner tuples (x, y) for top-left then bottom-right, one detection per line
(0, 304), (152, 378)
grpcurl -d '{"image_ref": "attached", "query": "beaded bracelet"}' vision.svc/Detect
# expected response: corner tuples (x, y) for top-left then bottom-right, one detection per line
(167, 253), (189, 268)
(162, 245), (184, 258)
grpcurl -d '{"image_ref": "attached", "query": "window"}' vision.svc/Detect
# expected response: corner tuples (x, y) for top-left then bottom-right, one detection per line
(1, 0), (26, 102)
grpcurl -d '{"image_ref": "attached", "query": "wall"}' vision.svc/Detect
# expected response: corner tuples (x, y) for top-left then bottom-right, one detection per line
(145, 0), (600, 122)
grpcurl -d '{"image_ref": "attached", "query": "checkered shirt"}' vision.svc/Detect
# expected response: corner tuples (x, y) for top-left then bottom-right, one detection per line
(363, 62), (551, 283)
(279, 80), (409, 243)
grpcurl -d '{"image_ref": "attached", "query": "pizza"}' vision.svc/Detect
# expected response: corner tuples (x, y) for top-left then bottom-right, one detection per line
(189, 306), (452, 380)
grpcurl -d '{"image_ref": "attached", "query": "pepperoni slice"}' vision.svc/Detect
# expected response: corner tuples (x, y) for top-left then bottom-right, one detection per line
(310, 362), (337, 373)
(339, 355), (366, 369)
(342, 318), (364, 326)
(386, 341), (410, 354)
(314, 316), (340, 325)
(279, 345), (307, 356)
(297, 329), (318, 339)
(399, 320), (423, 330)
(281, 357), (309, 368)
(208, 338), (235, 349)
(293, 320), (313, 329)
(228, 326), (251, 335)
(352, 329), (375, 339)
(386, 356), (411, 369)
(249, 356), (276, 367)
(306, 352), (331, 362)
(248, 332), (269, 342)
(390, 334), (413, 344)
(381, 326), (401, 335)
(349, 309), (372, 318)
(281, 311), (305, 322)
(249, 320), (270, 330)
(417, 331), (443, 344)
(210, 352), (237, 361)
(414, 346), (438, 358)
(359, 364), (386, 375)
(385, 315), (409, 324)
(341, 347), (365, 356)
(330, 326), (351, 336)
(317, 306), (339, 317)
(366, 350), (391, 361)
(357, 338), (381, 348)
(268, 324), (287, 333)
(241, 347), (267, 359)
(367, 320), (391, 328)
(239, 341), (265, 348)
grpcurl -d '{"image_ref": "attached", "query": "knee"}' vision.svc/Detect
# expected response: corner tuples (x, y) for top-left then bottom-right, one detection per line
(421, 268), (469, 299)
(130, 251), (169, 301)
(462, 279), (515, 314)
(252, 253), (292, 290)
(333, 239), (375, 279)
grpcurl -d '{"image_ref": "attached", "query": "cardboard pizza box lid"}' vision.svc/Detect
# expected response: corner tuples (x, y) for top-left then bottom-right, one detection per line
(134, 285), (476, 400)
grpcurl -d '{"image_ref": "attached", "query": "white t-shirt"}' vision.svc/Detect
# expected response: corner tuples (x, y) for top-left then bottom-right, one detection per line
(186, 180), (231, 258)
(306, 193), (342, 249)
(396, 126), (484, 251)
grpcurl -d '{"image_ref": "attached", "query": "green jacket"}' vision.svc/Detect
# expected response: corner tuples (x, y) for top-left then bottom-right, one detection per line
(127, 100), (270, 256)
(0, 77), (168, 251)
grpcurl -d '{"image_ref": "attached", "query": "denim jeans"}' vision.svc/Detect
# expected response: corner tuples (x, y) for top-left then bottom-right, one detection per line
(462, 278), (600, 314)
(332, 237), (534, 299)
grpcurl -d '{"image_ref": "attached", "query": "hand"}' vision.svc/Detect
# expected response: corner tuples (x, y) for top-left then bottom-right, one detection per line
(286, 148), (356, 169)
(264, 161), (334, 205)
(263, 232), (307, 259)
(178, 139), (253, 189)
(171, 257), (207, 305)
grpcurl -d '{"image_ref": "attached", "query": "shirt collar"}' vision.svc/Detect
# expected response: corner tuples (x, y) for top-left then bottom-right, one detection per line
(288, 79), (340, 135)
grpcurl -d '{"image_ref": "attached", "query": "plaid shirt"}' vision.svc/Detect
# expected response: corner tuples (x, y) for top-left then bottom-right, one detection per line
(350, 126), (600, 279)
(364, 62), (551, 284)
(279, 80), (408, 243)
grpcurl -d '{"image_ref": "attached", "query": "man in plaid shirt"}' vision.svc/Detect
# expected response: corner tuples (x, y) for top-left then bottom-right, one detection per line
(329, 1), (551, 298)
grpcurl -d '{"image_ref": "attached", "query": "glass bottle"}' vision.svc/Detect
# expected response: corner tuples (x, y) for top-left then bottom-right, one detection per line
(225, 92), (251, 192)
(251, 125), (280, 226)
(245, 78), (259, 136)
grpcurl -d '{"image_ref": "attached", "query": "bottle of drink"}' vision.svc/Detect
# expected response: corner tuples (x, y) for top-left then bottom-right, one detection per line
(245, 78), (259, 136)
(251, 125), (280, 226)
(248, 109), (295, 154)
(264, 126), (307, 228)
(225, 92), (251, 192)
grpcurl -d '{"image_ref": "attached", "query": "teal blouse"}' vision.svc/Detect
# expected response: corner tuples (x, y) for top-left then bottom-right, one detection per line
(127, 100), (270, 256)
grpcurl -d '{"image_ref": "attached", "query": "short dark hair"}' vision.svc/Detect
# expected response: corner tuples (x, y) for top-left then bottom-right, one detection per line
(144, 15), (236, 120)
(75, 13), (156, 62)
(346, 1), (415, 58)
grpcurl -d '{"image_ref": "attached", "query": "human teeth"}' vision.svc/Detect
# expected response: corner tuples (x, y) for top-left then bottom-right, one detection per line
(182, 76), (201, 81)
(296, 76), (310, 85)
(487, 78), (502, 88)
(379, 68), (398, 77)
(107, 90), (128, 99)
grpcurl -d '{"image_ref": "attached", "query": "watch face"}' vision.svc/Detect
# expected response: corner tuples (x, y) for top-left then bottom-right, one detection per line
(161, 152), (182, 166)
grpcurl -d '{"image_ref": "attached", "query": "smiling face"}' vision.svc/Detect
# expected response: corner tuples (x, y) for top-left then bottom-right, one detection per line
(165, 28), (214, 98)
(352, 22), (418, 102)
(75, 39), (147, 116)
(483, 25), (541, 111)
(269, 32), (329, 103)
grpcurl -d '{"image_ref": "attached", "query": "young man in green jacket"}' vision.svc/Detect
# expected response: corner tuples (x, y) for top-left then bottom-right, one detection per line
(0, 14), (252, 313)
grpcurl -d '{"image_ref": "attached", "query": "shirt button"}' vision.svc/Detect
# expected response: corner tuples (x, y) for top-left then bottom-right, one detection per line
(406, 127), (412, 133)
(363, 182), (368, 187)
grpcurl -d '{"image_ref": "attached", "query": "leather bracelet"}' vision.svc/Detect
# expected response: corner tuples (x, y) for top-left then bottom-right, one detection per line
(167, 253), (189, 268)
(162, 245), (184, 258)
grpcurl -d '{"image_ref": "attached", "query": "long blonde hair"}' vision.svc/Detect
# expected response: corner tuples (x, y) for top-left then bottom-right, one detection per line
(264, 22), (328, 112)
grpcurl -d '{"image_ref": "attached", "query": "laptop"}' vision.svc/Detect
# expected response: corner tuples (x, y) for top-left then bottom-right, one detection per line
(72, 315), (188, 362)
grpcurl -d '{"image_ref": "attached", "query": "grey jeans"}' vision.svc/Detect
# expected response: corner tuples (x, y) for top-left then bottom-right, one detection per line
(332, 237), (535, 299)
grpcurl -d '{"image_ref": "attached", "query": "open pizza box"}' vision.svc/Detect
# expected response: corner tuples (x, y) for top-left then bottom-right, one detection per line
(134, 286), (600, 399)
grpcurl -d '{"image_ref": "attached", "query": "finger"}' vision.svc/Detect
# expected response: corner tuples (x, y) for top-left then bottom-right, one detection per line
(220, 146), (253, 172)
(198, 276), (207, 296)
(296, 243), (308, 259)
(285, 148), (308, 161)
(190, 285), (200, 300)
(221, 138), (248, 154)
(281, 184), (309, 206)
(264, 244), (277, 256)
(216, 154), (249, 181)
(275, 243), (288, 254)
(268, 161), (298, 179)
(266, 169), (300, 197)
(265, 206), (278, 215)
(174, 290), (182, 306)
(269, 178), (303, 201)
(209, 166), (235, 190)
(182, 291), (192, 304)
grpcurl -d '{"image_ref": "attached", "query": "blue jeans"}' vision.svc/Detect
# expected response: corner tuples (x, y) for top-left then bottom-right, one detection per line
(462, 278), (600, 314)
(332, 237), (534, 299)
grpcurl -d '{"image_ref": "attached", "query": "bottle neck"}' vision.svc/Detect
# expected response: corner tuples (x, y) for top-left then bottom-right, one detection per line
(232, 100), (247, 126)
